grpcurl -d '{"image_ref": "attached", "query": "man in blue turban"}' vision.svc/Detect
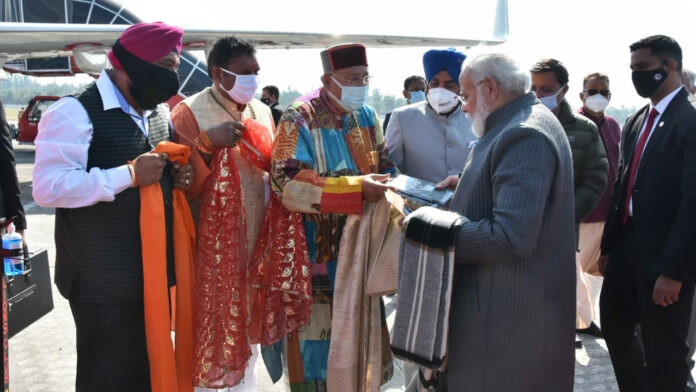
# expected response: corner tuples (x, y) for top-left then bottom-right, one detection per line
(423, 48), (466, 84)
(386, 47), (475, 186)
(386, 49), (475, 392)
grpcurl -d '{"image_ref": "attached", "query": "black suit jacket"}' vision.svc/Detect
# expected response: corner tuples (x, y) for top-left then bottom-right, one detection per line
(601, 88), (696, 280)
(0, 98), (26, 230)
(270, 102), (283, 126)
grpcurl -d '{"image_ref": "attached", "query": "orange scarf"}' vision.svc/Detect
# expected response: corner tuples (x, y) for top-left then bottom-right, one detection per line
(140, 141), (196, 392)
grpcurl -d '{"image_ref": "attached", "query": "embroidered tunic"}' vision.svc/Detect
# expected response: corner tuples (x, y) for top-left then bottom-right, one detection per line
(271, 89), (396, 390)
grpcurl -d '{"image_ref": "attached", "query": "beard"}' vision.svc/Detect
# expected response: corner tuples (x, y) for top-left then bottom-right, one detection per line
(468, 89), (492, 138)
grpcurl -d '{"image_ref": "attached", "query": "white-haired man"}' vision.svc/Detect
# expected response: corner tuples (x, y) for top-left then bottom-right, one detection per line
(683, 69), (696, 103)
(433, 53), (576, 390)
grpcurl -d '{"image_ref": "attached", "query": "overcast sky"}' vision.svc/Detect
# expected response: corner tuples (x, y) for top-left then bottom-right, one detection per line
(113, 0), (696, 110)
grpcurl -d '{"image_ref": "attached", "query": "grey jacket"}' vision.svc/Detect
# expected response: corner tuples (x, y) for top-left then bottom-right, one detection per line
(386, 101), (475, 183)
(446, 93), (576, 391)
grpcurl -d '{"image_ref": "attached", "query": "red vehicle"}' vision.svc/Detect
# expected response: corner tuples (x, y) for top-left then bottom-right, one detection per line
(16, 96), (59, 143)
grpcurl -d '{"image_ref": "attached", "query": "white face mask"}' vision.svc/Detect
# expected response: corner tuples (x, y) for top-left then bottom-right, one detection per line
(427, 87), (459, 114)
(584, 94), (609, 113)
(328, 76), (369, 112)
(537, 85), (565, 111)
(219, 67), (259, 104)
(408, 90), (426, 104)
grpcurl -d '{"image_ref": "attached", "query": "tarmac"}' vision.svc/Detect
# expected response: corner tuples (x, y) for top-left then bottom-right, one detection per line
(7, 141), (633, 391)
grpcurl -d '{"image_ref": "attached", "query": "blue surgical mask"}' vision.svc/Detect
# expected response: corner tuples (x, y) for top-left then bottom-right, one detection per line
(408, 90), (426, 104)
(328, 76), (369, 112)
(538, 85), (565, 111)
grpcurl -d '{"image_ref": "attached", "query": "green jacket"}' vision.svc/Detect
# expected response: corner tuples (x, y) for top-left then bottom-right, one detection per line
(557, 99), (608, 226)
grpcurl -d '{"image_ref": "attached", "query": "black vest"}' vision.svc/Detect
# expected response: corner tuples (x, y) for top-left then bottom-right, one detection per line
(54, 81), (174, 303)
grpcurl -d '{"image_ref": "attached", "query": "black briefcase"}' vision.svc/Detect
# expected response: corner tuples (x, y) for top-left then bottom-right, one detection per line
(6, 248), (53, 338)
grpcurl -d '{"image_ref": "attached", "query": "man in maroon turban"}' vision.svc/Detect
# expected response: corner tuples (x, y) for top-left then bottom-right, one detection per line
(33, 22), (193, 391)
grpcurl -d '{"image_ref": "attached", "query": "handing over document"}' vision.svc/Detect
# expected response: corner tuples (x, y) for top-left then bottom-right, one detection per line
(388, 174), (454, 207)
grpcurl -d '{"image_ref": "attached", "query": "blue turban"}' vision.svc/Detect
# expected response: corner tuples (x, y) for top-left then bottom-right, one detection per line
(422, 48), (466, 83)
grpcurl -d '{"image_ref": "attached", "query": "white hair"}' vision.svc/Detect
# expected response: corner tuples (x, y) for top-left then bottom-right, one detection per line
(461, 52), (530, 96)
(682, 69), (696, 90)
(469, 86), (492, 138)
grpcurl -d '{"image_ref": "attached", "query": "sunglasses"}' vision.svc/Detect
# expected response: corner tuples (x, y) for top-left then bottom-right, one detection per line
(584, 89), (610, 97)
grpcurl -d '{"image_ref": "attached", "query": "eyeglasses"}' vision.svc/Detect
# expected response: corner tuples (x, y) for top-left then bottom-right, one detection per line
(331, 73), (372, 86)
(532, 85), (564, 95)
(584, 89), (610, 97)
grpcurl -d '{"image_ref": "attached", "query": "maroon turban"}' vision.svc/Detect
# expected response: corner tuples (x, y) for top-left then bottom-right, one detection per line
(108, 22), (184, 70)
(320, 43), (368, 73)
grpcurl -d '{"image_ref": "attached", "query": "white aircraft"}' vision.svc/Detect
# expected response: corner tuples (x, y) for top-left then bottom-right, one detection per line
(0, 0), (509, 103)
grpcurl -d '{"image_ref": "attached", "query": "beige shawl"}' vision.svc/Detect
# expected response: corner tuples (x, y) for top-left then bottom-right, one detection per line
(327, 197), (399, 392)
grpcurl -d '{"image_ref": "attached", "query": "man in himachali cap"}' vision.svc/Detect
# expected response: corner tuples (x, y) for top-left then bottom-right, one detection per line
(320, 43), (368, 73)
(267, 41), (398, 390)
(319, 43), (373, 114)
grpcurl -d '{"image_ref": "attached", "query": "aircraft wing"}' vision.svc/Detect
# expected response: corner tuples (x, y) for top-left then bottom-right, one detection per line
(0, 22), (506, 62)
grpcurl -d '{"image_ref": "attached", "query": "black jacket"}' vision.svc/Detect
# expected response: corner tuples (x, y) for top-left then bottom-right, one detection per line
(601, 88), (696, 280)
(270, 102), (283, 126)
(0, 98), (26, 230)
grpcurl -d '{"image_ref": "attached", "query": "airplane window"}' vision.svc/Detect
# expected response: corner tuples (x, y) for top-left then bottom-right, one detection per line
(93, 0), (121, 13)
(0, 0), (22, 22)
(179, 65), (213, 97)
(23, 0), (66, 23)
(88, 6), (116, 24)
(71, 3), (91, 23)
(3, 0), (211, 101)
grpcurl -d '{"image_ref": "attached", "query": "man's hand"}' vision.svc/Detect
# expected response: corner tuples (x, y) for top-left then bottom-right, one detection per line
(436, 175), (459, 190)
(206, 121), (246, 147)
(652, 275), (682, 306)
(133, 152), (168, 186)
(362, 173), (395, 203)
(172, 163), (193, 191)
(598, 254), (610, 276)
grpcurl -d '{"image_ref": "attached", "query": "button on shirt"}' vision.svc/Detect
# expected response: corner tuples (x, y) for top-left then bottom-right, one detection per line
(628, 85), (683, 216)
(33, 70), (169, 208)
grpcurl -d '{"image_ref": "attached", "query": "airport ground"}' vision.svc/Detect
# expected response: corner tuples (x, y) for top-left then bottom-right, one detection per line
(7, 141), (633, 391)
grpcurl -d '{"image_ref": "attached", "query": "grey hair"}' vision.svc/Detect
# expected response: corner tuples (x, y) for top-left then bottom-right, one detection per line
(461, 53), (530, 96)
(682, 69), (696, 90)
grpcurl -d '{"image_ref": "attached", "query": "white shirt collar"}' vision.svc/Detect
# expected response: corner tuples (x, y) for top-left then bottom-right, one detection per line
(95, 69), (154, 118)
(95, 69), (154, 135)
(651, 85), (683, 115)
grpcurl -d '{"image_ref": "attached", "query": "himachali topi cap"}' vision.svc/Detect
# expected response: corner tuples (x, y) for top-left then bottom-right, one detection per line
(320, 43), (368, 73)
(107, 21), (184, 70)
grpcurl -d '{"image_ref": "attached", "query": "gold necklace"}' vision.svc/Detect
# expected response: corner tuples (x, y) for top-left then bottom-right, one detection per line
(208, 88), (257, 121)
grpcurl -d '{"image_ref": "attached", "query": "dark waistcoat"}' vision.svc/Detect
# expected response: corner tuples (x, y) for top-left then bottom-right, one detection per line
(55, 82), (174, 303)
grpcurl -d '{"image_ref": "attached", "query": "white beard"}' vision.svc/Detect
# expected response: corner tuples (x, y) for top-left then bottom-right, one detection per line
(469, 90), (492, 138)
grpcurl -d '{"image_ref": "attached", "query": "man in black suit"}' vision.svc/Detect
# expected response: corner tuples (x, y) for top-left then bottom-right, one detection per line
(0, 98), (26, 240)
(599, 35), (696, 392)
(261, 85), (283, 126)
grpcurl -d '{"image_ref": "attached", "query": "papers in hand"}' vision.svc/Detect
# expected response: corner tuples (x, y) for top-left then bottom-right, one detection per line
(388, 175), (454, 207)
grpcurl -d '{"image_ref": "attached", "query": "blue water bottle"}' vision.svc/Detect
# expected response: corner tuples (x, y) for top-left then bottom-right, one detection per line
(2, 222), (23, 275)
